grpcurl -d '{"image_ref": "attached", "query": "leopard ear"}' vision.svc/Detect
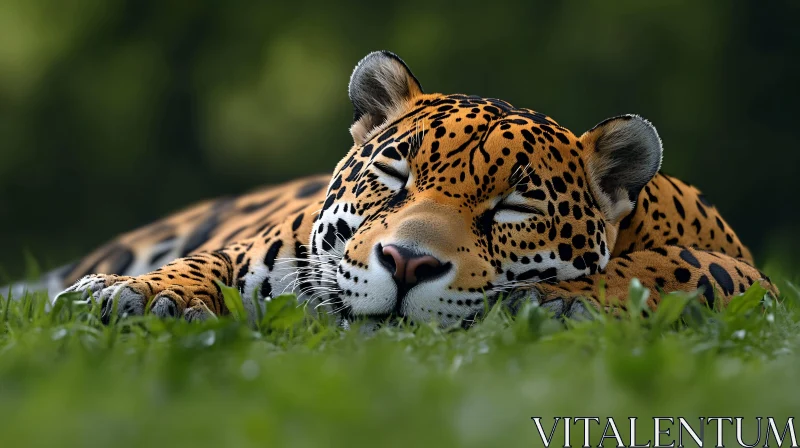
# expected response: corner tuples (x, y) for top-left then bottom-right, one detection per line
(581, 115), (663, 224)
(348, 51), (423, 145)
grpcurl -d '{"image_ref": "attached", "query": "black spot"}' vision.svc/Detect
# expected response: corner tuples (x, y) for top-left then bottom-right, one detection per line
(696, 201), (708, 218)
(336, 218), (354, 242)
(293, 241), (311, 290)
(715, 216), (725, 231)
(674, 267), (691, 283)
(672, 197), (685, 219)
(520, 129), (537, 145)
(261, 279), (273, 299)
(697, 274), (715, 307)
(321, 224), (337, 252)
(544, 180), (557, 200)
(322, 194), (336, 211)
(547, 145), (563, 162)
(525, 189), (547, 200)
(360, 144), (374, 157)
(382, 146), (401, 161)
(679, 249), (701, 268)
(560, 223), (573, 239)
(558, 243), (573, 261)
(552, 177), (567, 193)
(330, 175), (342, 191)
(296, 181), (326, 198)
(571, 235), (586, 249)
(691, 218), (702, 233)
(484, 105), (502, 116)
(378, 126), (397, 142)
(397, 141), (410, 157)
(264, 240), (283, 270)
(708, 263), (734, 295)
(582, 252), (600, 274)
(291, 213), (305, 232)
(236, 259), (251, 280)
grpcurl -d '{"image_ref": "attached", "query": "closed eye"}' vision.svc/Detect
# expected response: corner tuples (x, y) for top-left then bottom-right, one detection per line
(374, 161), (409, 182)
(496, 203), (543, 215)
(493, 197), (544, 223)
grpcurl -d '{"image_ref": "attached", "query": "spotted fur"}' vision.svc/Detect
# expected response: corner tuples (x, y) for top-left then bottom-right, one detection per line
(17, 51), (774, 327)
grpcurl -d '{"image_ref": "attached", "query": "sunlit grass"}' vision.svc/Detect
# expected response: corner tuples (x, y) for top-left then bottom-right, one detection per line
(1, 277), (799, 447)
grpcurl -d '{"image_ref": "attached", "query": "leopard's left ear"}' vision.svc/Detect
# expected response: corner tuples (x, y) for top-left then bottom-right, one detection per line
(581, 115), (663, 224)
(348, 51), (424, 145)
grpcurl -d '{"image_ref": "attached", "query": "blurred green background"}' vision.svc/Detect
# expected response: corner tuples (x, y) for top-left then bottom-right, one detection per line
(1, 0), (798, 282)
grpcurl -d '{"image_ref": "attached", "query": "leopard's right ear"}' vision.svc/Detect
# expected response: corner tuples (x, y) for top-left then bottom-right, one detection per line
(581, 115), (663, 224)
(348, 51), (423, 145)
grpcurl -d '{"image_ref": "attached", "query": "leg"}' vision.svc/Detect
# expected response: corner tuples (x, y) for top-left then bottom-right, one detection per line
(54, 200), (320, 323)
(59, 251), (234, 323)
(529, 246), (778, 316)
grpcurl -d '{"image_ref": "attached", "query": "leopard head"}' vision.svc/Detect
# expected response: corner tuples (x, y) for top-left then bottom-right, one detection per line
(307, 51), (662, 327)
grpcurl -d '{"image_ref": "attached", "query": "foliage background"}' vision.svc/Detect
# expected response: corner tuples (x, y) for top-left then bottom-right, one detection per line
(1, 0), (798, 281)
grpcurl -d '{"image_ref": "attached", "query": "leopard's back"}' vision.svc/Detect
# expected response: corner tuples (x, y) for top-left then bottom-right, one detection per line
(615, 173), (752, 261)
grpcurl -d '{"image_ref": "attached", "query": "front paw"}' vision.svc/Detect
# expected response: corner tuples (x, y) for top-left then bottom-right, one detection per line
(505, 285), (596, 320)
(54, 274), (217, 323)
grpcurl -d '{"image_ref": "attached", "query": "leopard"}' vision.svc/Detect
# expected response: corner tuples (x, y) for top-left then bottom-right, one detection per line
(10, 50), (777, 327)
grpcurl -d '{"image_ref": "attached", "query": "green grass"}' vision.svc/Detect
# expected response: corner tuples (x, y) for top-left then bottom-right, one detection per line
(2, 277), (800, 447)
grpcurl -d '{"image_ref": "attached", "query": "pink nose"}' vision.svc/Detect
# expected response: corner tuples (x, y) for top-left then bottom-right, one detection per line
(378, 244), (450, 286)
